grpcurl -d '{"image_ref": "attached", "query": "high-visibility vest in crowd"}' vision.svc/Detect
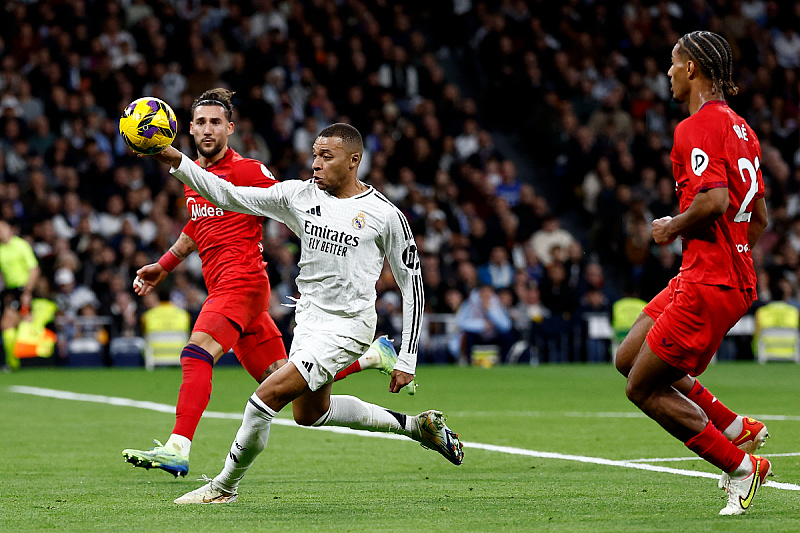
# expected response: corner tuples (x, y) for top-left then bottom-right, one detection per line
(611, 297), (647, 343)
(754, 301), (800, 361)
(11, 298), (58, 360)
(142, 302), (191, 368)
(14, 321), (57, 358)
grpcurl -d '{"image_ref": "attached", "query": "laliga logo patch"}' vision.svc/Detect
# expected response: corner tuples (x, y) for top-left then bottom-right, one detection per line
(260, 164), (275, 180)
(352, 212), (366, 230)
(690, 148), (709, 176)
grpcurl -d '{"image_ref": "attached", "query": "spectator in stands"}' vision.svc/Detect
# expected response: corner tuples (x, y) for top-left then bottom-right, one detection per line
(577, 288), (612, 363)
(53, 267), (99, 319)
(478, 246), (514, 290)
(454, 285), (514, 365)
(530, 215), (576, 267)
(0, 0), (797, 368)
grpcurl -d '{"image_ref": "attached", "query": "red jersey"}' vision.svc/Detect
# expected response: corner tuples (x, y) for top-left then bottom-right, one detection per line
(183, 148), (277, 291)
(671, 100), (764, 290)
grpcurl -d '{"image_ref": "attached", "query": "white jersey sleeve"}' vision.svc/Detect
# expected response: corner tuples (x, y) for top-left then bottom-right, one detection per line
(170, 153), (296, 226)
(378, 202), (424, 374)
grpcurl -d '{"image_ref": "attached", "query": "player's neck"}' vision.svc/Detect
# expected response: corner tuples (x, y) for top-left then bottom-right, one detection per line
(334, 179), (369, 199)
(197, 146), (228, 168)
(688, 85), (725, 115)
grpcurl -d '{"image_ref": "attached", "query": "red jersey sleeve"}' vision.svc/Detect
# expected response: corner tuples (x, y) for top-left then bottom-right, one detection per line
(674, 121), (728, 197)
(230, 158), (279, 188)
(182, 219), (196, 241)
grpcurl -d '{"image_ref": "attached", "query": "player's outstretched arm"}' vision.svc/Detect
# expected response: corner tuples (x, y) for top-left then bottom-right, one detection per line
(145, 146), (286, 219)
(652, 187), (729, 244)
(174, 153), (284, 219)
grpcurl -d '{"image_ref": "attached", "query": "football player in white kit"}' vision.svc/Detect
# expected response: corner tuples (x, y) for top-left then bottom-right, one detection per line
(147, 122), (463, 503)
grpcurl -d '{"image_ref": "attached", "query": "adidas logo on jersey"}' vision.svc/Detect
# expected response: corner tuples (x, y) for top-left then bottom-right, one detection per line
(306, 205), (321, 216)
(301, 360), (314, 372)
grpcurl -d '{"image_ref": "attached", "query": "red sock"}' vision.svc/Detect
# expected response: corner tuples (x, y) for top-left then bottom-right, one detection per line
(686, 380), (738, 431)
(333, 360), (362, 382)
(685, 421), (746, 472)
(172, 345), (214, 441)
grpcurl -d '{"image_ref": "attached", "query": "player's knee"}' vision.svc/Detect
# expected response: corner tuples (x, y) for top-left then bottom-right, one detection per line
(615, 350), (633, 377)
(624, 379), (648, 407)
(614, 337), (641, 377)
(293, 411), (319, 426)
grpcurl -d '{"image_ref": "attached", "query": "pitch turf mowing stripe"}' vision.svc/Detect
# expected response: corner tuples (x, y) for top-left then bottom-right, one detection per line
(9, 385), (800, 492)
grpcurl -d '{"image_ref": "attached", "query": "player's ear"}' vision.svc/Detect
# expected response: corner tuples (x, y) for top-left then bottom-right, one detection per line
(686, 59), (696, 79)
(228, 121), (235, 135)
(350, 152), (360, 169)
(189, 121), (195, 135)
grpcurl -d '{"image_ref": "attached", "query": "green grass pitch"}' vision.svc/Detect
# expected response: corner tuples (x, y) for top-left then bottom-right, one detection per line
(2, 362), (799, 532)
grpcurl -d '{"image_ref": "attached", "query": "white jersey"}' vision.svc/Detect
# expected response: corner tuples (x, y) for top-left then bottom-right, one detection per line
(171, 154), (424, 373)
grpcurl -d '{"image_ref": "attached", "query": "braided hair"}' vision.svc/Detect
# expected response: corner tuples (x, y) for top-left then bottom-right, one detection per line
(192, 88), (235, 121)
(677, 31), (739, 96)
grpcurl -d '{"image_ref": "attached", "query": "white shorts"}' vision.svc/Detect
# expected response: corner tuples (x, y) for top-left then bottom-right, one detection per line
(288, 300), (377, 391)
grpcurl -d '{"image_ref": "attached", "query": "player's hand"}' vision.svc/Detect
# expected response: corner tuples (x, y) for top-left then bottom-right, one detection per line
(389, 369), (414, 393)
(138, 145), (183, 169)
(652, 216), (676, 245)
(133, 263), (168, 296)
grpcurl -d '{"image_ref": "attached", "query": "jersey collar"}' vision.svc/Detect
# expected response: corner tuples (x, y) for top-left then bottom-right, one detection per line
(699, 100), (727, 111)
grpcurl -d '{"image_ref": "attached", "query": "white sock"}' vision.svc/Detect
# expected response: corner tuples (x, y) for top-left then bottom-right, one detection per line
(314, 395), (417, 439)
(357, 347), (380, 370)
(729, 454), (754, 480)
(165, 434), (192, 456)
(213, 393), (276, 493)
(722, 415), (744, 441)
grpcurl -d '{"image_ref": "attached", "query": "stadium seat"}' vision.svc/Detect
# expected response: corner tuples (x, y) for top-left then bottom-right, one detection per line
(66, 337), (105, 367)
(109, 337), (146, 367)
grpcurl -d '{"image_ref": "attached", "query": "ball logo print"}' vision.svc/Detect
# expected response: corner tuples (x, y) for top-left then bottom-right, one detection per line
(119, 97), (178, 155)
(690, 147), (709, 176)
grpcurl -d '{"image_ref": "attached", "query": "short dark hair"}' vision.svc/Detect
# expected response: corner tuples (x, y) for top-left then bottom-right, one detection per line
(317, 123), (363, 154)
(677, 31), (739, 96)
(192, 88), (235, 121)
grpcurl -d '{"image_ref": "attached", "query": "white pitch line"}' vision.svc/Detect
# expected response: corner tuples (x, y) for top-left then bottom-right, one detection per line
(628, 452), (800, 463)
(450, 411), (800, 422)
(9, 385), (800, 492)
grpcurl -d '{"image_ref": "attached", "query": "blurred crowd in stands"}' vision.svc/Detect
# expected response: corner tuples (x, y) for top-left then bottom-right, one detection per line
(1, 0), (799, 366)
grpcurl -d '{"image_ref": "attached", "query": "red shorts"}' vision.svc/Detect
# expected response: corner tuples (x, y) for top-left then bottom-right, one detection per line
(644, 277), (754, 376)
(193, 279), (286, 379)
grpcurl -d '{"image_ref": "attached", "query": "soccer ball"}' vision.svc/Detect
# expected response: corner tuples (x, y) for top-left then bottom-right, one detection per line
(119, 97), (178, 155)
